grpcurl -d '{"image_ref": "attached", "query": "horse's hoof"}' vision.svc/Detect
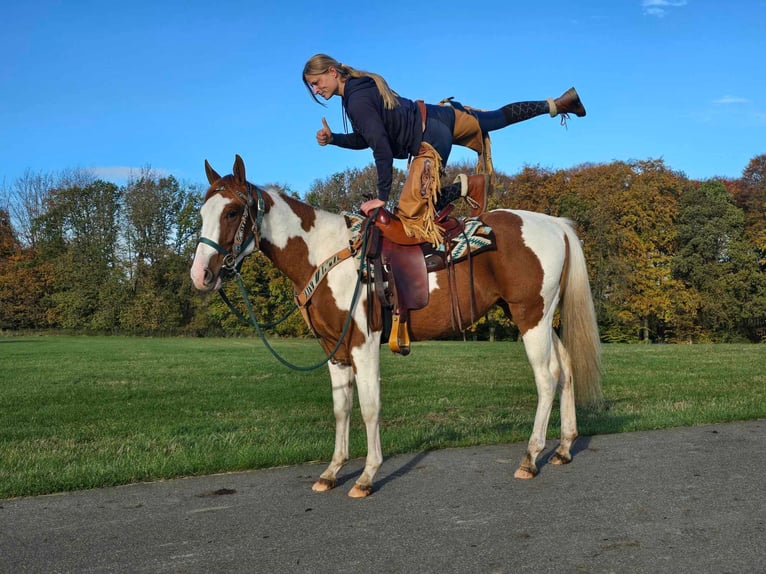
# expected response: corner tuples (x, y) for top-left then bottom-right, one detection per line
(312, 477), (336, 492)
(514, 467), (537, 480)
(348, 483), (373, 498)
(549, 452), (571, 466)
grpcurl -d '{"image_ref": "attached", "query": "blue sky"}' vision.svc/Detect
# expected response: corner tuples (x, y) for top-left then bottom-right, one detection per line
(2, 0), (764, 194)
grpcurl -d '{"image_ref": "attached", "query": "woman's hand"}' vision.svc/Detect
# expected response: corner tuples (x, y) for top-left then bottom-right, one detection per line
(316, 117), (333, 146)
(360, 198), (386, 216)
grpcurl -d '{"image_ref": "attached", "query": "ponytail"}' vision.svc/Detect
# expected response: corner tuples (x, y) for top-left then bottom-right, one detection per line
(302, 53), (399, 109)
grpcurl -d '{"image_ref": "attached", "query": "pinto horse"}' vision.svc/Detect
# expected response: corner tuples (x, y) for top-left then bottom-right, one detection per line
(190, 155), (602, 498)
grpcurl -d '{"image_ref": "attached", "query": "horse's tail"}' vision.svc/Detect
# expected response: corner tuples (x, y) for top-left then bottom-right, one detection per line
(559, 219), (603, 406)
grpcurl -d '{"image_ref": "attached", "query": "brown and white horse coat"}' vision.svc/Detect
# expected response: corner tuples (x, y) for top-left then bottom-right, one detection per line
(191, 155), (602, 498)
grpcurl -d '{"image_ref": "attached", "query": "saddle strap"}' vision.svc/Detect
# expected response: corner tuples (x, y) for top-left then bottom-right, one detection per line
(295, 237), (362, 307)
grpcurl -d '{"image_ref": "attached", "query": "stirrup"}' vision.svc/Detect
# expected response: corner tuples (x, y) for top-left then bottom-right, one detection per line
(389, 314), (411, 355)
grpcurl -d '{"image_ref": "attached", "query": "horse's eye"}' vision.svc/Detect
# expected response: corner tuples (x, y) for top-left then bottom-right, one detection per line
(225, 209), (240, 220)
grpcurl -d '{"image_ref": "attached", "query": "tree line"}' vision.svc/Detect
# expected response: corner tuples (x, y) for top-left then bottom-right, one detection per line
(1, 154), (765, 343)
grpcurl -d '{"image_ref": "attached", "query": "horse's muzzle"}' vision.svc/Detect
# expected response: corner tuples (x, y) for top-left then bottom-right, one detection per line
(190, 260), (222, 292)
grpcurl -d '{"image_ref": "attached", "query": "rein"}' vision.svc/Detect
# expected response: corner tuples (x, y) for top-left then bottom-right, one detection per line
(228, 247), (368, 372)
(198, 184), (375, 371)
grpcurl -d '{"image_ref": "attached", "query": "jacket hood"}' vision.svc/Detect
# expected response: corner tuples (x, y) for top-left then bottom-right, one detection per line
(343, 76), (377, 100)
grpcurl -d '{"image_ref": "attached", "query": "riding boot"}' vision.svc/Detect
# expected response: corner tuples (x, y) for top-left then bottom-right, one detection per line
(434, 180), (461, 212)
(548, 87), (586, 117)
(436, 174), (489, 217)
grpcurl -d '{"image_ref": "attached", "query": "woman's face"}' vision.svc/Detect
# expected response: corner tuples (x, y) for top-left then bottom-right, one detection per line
(305, 67), (343, 99)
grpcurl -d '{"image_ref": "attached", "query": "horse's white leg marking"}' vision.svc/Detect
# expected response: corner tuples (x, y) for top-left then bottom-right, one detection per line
(516, 321), (559, 479)
(552, 332), (578, 465)
(190, 194), (228, 290)
(347, 331), (382, 498)
(313, 362), (354, 492)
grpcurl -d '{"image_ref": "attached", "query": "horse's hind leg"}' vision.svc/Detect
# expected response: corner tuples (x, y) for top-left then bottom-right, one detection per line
(515, 325), (559, 480)
(550, 332), (578, 466)
(312, 362), (355, 493)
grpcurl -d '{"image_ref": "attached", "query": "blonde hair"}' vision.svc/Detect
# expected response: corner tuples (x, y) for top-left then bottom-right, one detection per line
(302, 53), (399, 109)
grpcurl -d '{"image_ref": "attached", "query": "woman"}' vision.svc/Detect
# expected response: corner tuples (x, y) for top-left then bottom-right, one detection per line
(303, 53), (586, 245)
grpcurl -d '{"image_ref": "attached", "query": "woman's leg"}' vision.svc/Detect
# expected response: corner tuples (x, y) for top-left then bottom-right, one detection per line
(422, 104), (456, 163)
(421, 105), (488, 215)
(474, 87), (586, 132)
(431, 89), (586, 216)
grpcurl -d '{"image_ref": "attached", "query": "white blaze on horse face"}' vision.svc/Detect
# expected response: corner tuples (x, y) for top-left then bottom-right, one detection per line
(190, 194), (229, 290)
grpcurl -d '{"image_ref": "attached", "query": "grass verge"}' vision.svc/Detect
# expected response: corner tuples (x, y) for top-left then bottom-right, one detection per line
(1, 336), (764, 498)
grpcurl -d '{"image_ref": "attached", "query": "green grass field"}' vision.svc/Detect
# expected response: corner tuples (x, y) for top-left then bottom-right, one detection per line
(1, 336), (764, 499)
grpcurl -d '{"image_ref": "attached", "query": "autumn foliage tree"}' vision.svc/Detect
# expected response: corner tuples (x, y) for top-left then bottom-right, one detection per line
(736, 154), (766, 266)
(120, 171), (202, 334)
(0, 209), (48, 329)
(1, 154), (764, 342)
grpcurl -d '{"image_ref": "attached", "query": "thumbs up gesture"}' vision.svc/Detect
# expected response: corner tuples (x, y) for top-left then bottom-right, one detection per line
(316, 117), (333, 146)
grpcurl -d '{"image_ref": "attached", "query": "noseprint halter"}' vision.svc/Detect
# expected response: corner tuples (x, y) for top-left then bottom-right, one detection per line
(197, 182), (266, 278)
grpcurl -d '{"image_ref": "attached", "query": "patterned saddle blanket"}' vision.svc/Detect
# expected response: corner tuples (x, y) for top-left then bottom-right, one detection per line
(343, 212), (496, 268)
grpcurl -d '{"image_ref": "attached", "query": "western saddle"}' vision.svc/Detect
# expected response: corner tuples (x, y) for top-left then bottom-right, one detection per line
(365, 204), (478, 355)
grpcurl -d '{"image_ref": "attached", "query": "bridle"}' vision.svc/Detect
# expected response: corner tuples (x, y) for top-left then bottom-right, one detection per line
(197, 181), (266, 279)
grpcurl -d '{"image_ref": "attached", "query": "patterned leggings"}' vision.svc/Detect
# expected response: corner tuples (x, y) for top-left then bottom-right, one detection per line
(474, 101), (551, 132)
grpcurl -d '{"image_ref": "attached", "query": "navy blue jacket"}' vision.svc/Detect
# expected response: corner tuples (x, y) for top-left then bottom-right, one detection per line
(331, 76), (423, 201)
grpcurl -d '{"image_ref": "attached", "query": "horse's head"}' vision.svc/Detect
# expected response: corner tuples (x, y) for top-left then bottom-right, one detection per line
(190, 154), (263, 292)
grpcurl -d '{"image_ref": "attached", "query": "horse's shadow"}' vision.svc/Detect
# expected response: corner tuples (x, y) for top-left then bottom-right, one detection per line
(332, 405), (631, 491)
(332, 433), (602, 492)
(535, 435), (593, 475)
(333, 450), (432, 493)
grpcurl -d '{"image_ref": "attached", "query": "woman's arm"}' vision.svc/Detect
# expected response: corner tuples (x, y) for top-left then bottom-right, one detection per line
(344, 96), (395, 202)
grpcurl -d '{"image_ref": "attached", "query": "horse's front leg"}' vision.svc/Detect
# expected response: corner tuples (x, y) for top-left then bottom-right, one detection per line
(312, 361), (355, 493)
(347, 333), (382, 498)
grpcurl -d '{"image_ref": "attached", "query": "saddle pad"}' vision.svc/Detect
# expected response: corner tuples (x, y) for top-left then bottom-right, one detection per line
(343, 213), (495, 265)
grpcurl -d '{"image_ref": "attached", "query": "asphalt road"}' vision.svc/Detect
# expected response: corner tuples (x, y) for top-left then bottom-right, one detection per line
(1, 420), (764, 574)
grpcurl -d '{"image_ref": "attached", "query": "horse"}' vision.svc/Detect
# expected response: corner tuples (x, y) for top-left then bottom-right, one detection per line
(190, 155), (602, 498)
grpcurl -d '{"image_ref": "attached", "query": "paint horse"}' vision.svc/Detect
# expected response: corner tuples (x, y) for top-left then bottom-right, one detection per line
(190, 155), (602, 498)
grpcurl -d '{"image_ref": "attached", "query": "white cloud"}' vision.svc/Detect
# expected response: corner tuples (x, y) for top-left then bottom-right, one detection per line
(713, 96), (750, 105)
(88, 166), (171, 183)
(642, 0), (688, 17)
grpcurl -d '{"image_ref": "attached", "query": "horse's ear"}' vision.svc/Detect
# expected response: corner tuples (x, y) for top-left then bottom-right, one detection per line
(233, 154), (246, 185)
(205, 160), (221, 185)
